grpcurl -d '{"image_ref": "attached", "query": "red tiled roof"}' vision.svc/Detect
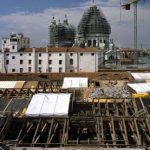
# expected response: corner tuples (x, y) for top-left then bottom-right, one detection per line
(20, 47), (99, 52)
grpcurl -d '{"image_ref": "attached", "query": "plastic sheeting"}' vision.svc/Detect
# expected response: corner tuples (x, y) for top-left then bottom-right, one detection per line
(128, 83), (150, 93)
(62, 77), (88, 89)
(0, 81), (25, 89)
(131, 73), (150, 80)
(25, 93), (71, 117)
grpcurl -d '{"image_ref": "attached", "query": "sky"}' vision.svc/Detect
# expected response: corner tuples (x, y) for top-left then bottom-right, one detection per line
(0, 0), (150, 48)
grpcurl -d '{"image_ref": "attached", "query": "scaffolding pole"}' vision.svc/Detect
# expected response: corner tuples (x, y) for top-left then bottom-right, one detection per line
(134, 1), (138, 64)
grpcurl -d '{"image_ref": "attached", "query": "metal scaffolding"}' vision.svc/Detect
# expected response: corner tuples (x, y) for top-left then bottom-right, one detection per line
(49, 17), (75, 47)
(78, 3), (111, 36)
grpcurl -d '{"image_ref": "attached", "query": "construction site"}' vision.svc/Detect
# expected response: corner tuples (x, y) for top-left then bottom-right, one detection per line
(0, 0), (150, 150)
(0, 70), (150, 150)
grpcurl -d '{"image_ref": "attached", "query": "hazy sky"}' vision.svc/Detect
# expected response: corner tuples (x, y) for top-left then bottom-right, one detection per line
(0, 0), (150, 48)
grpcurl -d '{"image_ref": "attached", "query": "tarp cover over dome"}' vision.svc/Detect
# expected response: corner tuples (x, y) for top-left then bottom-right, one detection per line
(78, 4), (111, 35)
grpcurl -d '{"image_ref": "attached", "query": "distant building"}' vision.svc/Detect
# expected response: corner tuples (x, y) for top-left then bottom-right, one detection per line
(1, 33), (30, 52)
(49, 16), (75, 47)
(119, 48), (137, 65)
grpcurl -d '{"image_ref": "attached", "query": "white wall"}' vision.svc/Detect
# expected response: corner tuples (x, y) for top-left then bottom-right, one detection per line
(0, 48), (99, 73)
(48, 52), (66, 72)
(78, 52), (98, 72)
(66, 52), (78, 72)
(5, 52), (34, 73)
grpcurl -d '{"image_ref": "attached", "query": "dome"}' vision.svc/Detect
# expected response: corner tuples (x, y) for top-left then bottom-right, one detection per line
(78, 4), (111, 35)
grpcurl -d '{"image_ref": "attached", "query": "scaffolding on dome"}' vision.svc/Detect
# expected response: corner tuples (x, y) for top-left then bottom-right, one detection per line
(78, 4), (111, 36)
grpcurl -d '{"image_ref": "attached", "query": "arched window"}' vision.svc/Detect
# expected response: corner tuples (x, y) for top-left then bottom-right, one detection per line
(88, 40), (92, 47)
(70, 59), (73, 65)
(93, 40), (96, 47)
(125, 53), (129, 58)
(109, 55), (115, 60)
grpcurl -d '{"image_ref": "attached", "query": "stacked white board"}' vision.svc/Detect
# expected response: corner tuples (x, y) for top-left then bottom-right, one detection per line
(131, 73), (150, 80)
(25, 93), (71, 117)
(62, 77), (88, 88)
(128, 83), (150, 93)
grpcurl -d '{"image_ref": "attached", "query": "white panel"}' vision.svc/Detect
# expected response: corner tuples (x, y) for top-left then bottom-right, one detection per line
(131, 73), (141, 80)
(62, 78), (71, 89)
(54, 94), (71, 116)
(25, 94), (45, 117)
(141, 73), (150, 79)
(0, 81), (25, 89)
(40, 94), (57, 116)
(128, 83), (150, 93)
(79, 78), (88, 88)
(128, 84), (144, 93)
(71, 78), (80, 88)
(25, 93), (71, 117)
(140, 83), (150, 92)
(0, 81), (16, 88)
(131, 73), (150, 80)
(62, 77), (88, 88)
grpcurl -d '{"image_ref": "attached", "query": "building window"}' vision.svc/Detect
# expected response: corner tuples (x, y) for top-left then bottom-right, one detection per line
(39, 60), (42, 64)
(4, 40), (6, 43)
(70, 59), (73, 65)
(12, 45), (15, 49)
(20, 60), (23, 64)
(59, 53), (62, 56)
(70, 70), (73, 72)
(70, 53), (73, 56)
(28, 60), (32, 64)
(38, 67), (42, 73)
(49, 60), (52, 65)
(59, 67), (62, 72)
(6, 53), (9, 56)
(20, 53), (23, 56)
(49, 67), (52, 72)
(28, 67), (32, 72)
(6, 60), (9, 64)
(39, 53), (42, 57)
(12, 68), (15, 72)
(93, 40), (96, 47)
(59, 60), (62, 65)
(12, 56), (15, 59)
(80, 53), (83, 56)
(91, 53), (95, 56)
(49, 53), (51, 56)
(109, 55), (115, 60)
(88, 40), (92, 47)
(20, 68), (23, 73)
(29, 53), (31, 56)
